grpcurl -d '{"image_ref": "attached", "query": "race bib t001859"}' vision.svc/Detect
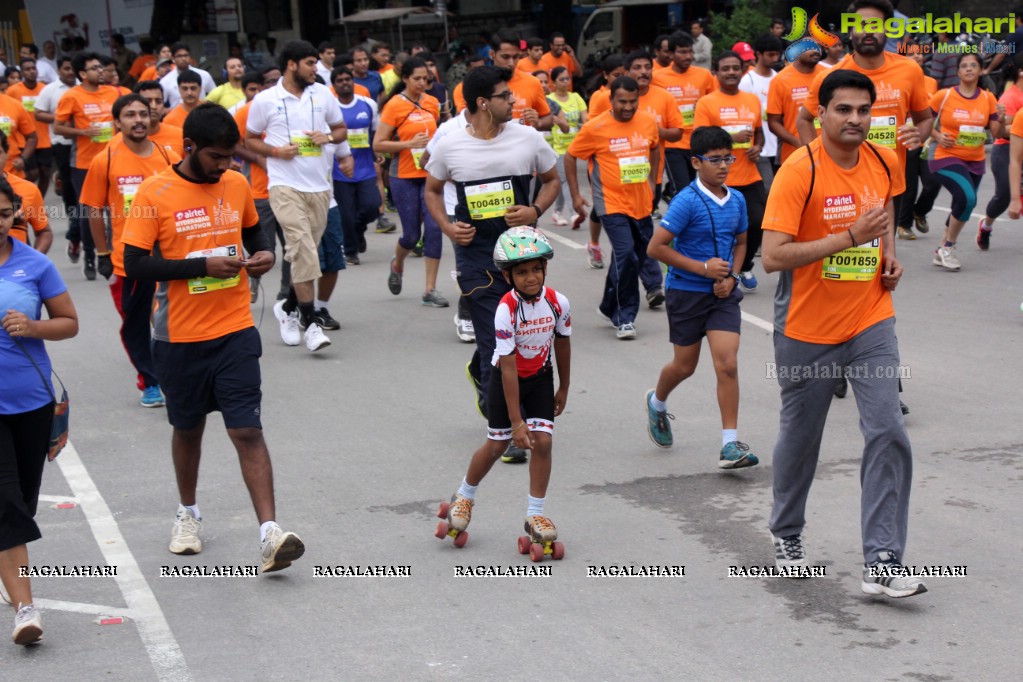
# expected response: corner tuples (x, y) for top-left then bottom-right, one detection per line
(187, 245), (242, 294)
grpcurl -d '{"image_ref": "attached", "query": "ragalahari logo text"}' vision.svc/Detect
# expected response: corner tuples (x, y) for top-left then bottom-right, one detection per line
(782, 8), (841, 64)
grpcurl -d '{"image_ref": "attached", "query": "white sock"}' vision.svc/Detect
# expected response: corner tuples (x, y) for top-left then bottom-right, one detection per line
(722, 429), (738, 447)
(259, 520), (278, 543)
(527, 495), (545, 517)
(650, 393), (668, 413)
(314, 299), (328, 310)
(179, 503), (201, 520)
(457, 478), (478, 500)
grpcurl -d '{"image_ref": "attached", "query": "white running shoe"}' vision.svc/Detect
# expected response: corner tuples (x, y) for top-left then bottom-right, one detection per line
(616, 322), (637, 340)
(169, 507), (202, 555)
(261, 523), (305, 572)
(932, 245), (961, 271)
(13, 603), (42, 645)
(304, 323), (331, 352)
(454, 314), (475, 343)
(273, 300), (301, 346)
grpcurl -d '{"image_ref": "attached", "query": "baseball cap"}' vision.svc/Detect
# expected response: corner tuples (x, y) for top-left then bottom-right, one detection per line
(156, 57), (173, 68)
(732, 42), (755, 61)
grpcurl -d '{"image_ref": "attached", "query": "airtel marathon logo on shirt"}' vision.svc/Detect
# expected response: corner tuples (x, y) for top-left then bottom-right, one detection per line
(117, 175), (144, 185)
(174, 207), (212, 233)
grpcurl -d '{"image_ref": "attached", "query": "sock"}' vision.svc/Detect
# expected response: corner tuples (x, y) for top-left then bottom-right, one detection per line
(980, 218), (991, 231)
(722, 429), (738, 447)
(649, 393), (668, 413)
(283, 285), (298, 313)
(944, 240), (955, 248)
(588, 241), (600, 248)
(457, 477), (478, 500)
(179, 503), (201, 520)
(527, 495), (545, 517)
(314, 299), (328, 310)
(259, 520), (277, 543)
(298, 302), (316, 327)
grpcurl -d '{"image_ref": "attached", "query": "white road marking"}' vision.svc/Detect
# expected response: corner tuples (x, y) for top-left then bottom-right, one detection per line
(543, 230), (586, 250)
(741, 311), (775, 334)
(36, 598), (132, 618)
(39, 494), (77, 504)
(56, 443), (191, 681)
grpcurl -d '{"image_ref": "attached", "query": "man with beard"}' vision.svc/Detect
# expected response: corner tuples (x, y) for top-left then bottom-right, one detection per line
(7, 58), (54, 193)
(762, 70), (924, 599)
(131, 80), (185, 157)
(424, 66), (560, 463)
(767, 43), (825, 165)
(206, 57), (247, 110)
(246, 40), (347, 353)
(122, 103), (305, 572)
(80, 94), (178, 407)
(566, 76), (660, 340)
(539, 33), (582, 90)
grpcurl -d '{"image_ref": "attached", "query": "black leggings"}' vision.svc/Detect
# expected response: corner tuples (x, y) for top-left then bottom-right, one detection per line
(0, 403), (53, 552)
(984, 143), (1011, 221)
(734, 181), (767, 273)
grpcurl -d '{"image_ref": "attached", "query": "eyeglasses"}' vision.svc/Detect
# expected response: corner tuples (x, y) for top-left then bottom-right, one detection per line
(83, 65), (103, 72)
(694, 154), (737, 165)
(489, 90), (514, 101)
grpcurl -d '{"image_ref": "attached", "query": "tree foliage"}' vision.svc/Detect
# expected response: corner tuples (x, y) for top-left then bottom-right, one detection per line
(709, 0), (773, 57)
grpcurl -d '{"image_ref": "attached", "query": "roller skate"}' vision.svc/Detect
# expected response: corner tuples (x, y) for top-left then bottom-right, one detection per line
(434, 495), (473, 548)
(517, 516), (565, 562)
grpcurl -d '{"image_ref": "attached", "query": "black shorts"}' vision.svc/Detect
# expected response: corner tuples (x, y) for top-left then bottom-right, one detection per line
(486, 365), (555, 440)
(23, 148), (54, 172)
(666, 286), (743, 347)
(152, 327), (263, 430)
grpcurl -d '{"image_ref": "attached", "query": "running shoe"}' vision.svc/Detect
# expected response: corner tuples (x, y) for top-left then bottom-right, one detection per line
(412, 239), (424, 257)
(261, 523), (305, 573)
(314, 308), (340, 330)
(587, 243), (604, 269)
(358, 234), (368, 253)
(140, 386), (165, 408)
(834, 377), (848, 399)
(862, 550), (928, 598)
(646, 288), (666, 308)
(645, 389), (674, 448)
(739, 270), (758, 291)
(616, 322), (637, 340)
(932, 245), (961, 271)
(84, 255), (97, 281)
(976, 218), (991, 250)
(169, 507), (202, 555)
(388, 258), (403, 295)
(454, 314), (475, 343)
(304, 323), (331, 352)
(273, 299), (301, 346)
(66, 241), (81, 263)
(501, 444), (528, 464)
(913, 213), (930, 233)
(465, 361), (486, 419)
(422, 289), (450, 307)
(773, 533), (808, 570)
(375, 215), (396, 233)
(897, 226), (916, 240)
(552, 210), (568, 226)
(13, 603), (42, 646)
(719, 441), (759, 469)
(346, 254), (361, 265)
(571, 213), (585, 230)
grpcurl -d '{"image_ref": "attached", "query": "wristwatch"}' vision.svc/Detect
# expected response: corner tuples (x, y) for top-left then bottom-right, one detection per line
(729, 272), (740, 283)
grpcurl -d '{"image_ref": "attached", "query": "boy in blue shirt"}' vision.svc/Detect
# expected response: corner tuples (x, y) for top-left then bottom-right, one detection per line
(645, 126), (758, 469)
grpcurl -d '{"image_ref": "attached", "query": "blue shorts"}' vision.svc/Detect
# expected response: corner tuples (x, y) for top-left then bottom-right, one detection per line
(317, 205), (346, 273)
(665, 286), (743, 347)
(152, 327), (263, 430)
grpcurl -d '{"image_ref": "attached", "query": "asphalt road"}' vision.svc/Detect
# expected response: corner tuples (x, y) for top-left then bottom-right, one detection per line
(4, 163), (1021, 681)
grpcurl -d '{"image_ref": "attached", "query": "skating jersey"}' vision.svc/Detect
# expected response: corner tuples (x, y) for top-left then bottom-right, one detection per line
(493, 286), (571, 378)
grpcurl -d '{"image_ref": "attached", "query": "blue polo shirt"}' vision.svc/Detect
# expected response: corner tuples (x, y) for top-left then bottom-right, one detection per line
(333, 95), (378, 184)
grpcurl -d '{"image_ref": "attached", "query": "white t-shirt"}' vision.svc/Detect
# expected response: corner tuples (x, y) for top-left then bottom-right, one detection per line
(35, 60), (59, 84)
(739, 69), (777, 158)
(426, 109), (470, 215)
(35, 78), (78, 146)
(160, 66), (216, 109)
(316, 61), (333, 85)
(247, 81), (345, 193)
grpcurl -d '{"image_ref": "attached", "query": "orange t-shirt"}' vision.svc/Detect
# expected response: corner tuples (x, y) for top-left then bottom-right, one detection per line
(80, 141), (180, 276)
(924, 76), (938, 98)
(233, 102), (269, 200)
(121, 167), (260, 343)
(516, 57), (544, 75)
(139, 65), (159, 82)
(653, 61), (671, 73)
(588, 86), (610, 117)
(930, 87), (998, 162)
(763, 138), (897, 344)
(0, 94), (37, 172)
(587, 86), (682, 177)
(802, 52), (929, 178)
(651, 65), (716, 149)
(110, 123), (185, 159)
(54, 85), (121, 170)
(766, 63), (824, 163)
(4, 172), (48, 242)
(567, 110), (660, 218)
(379, 93), (439, 178)
(129, 55), (157, 80)
(162, 104), (192, 129)
(6, 83), (51, 149)
(693, 89), (763, 187)
(538, 52), (576, 91)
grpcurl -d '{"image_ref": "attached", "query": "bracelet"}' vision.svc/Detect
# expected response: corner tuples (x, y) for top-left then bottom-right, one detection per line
(703, 261), (708, 276)
(513, 422), (527, 433)
(96, 251), (112, 257)
(531, 203), (544, 221)
(849, 229), (857, 247)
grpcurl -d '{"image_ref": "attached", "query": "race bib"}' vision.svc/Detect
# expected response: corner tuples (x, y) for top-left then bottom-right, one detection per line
(723, 124), (752, 149)
(867, 115), (897, 149)
(186, 245), (241, 294)
(411, 147), (425, 170)
(465, 180), (514, 220)
(21, 96), (37, 113)
(956, 124), (986, 147)
(291, 131), (321, 157)
(121, 184), (139, 213)
(348, 127), (370, 148)
(822, 239), (880, 281)
(679, 104), (694, 127)
(618, 155), (650, 184)
(813, 117), (821, 130)
(91, 121), (113, 143)
(0, 116), (10, 136)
